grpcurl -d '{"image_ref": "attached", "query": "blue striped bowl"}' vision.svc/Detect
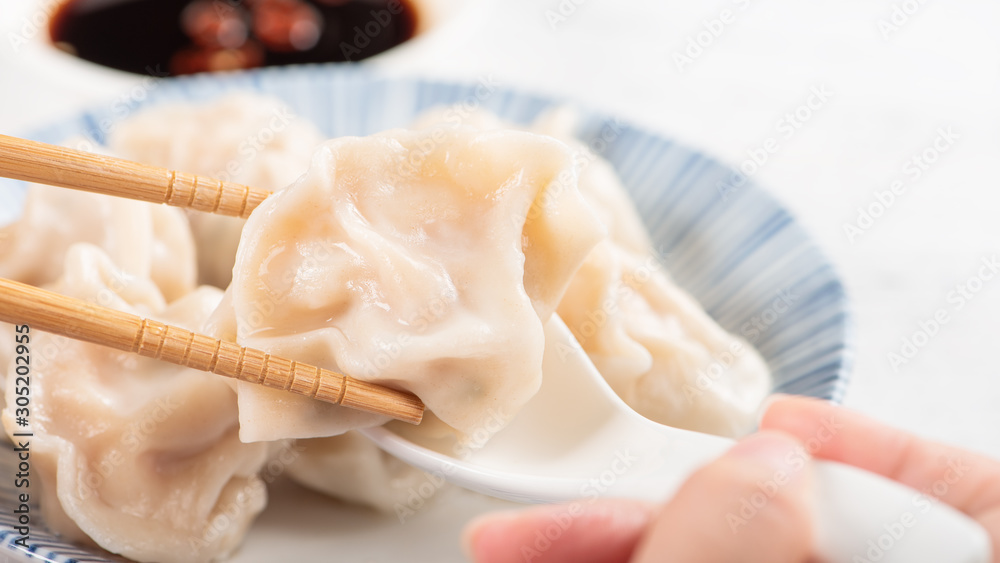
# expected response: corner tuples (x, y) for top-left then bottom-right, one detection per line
(0, 67), (852, 562)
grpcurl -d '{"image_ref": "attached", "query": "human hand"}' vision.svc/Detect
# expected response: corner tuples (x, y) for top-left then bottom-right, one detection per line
(761, 395), (1000, 563)
(462, 396), (1000, 563)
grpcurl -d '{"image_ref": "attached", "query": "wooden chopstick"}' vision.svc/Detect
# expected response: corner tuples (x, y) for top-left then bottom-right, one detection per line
(0, 134), (270, 218)
(0, 277), (424, 425)
(0, 135), (424, 423)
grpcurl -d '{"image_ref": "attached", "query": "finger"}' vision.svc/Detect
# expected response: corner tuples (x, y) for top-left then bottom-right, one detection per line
(631, 431), (814, 563)
(760, 395), (1000, 519)
(463, 499), (656, 563)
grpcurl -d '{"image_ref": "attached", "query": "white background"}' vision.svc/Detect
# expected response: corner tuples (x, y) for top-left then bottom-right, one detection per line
(0, 0), (997, 468)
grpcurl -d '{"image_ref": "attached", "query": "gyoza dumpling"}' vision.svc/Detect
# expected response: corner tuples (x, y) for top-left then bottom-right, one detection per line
(110, 94), (325, 289)
(0, 181), (196, 302)
(213, 127), (605, 443)
(533, 109), (772, 437)
(0, 244), (269, 563)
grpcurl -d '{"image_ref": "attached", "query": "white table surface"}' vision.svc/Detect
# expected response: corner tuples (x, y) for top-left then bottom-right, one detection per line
(1, 0), (997, 471)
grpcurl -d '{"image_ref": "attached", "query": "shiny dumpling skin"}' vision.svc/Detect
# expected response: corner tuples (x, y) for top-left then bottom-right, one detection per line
(533, 111), (772, 437)
(0, 245), (269, 563)
(110, 94), (325, 289)
(221, 128), (605, 442)
(0, 181), (196, 302)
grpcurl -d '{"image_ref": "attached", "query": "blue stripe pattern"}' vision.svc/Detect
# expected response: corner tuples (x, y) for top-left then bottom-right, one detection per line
(0, 66), (852, 562)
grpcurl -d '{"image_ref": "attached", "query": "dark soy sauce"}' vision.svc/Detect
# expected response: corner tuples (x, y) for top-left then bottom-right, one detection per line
(50, 0), (418, 76)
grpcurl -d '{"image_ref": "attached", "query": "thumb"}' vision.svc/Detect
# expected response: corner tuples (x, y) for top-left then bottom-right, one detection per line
(631, 431), (815, 563)
(463, 499), (657, 563)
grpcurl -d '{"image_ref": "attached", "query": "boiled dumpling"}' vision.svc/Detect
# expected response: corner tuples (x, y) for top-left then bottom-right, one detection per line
(0, 244), (269, 563)
(110, 94), (325, 289)
(0, 180), (196, 302)
(402, 106), (772, 436)
(286, 432), (434, 513)
(533, 109), (772, 437)
(0, 150), (196, 444)
(213, 127), (605, 443)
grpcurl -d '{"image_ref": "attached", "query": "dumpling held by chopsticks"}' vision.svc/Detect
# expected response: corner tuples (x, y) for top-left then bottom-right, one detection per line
(209, 127), (605, 443)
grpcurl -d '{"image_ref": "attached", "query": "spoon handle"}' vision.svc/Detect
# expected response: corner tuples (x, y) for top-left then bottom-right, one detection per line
(811, 460), (991, 562)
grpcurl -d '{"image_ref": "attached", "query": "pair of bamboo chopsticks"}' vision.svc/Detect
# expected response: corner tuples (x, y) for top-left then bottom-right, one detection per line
(0, 134), (423, 425)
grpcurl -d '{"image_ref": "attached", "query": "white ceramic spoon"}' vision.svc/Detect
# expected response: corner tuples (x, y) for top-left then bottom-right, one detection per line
(362, 316), (993, 562)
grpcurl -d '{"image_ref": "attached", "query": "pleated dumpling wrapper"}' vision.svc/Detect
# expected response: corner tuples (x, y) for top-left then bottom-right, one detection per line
(0, 244), (270, 563)
(533, 109), (772, 437)
(109, 94), (325, 289)
(213, 127), (605, 443)
(0, 180), (197, 303)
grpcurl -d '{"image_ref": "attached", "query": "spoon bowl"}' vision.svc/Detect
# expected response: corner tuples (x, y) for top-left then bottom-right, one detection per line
(364, 316), (730, 504)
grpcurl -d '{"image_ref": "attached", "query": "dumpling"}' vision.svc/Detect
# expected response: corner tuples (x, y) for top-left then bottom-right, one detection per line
(0, 143), (195, 433)
(0, 244), (270, 563)
(286, 432), (434, 513)
(533, 109), (772, 437)
(110, 94), (325, 289)
(212, 127), (605, 443)
(403, 106), (772, 437)
(0, 181), (197, 302)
